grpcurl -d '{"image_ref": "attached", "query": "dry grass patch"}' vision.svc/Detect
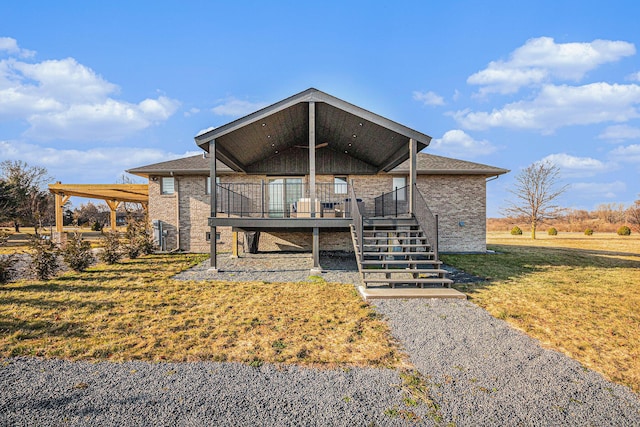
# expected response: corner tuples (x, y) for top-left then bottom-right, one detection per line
(0, 254), (402, 368)
(442, 232), (640, 393)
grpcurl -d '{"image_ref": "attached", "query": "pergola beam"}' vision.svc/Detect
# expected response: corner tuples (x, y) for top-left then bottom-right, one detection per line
(48, 183), (149, 236)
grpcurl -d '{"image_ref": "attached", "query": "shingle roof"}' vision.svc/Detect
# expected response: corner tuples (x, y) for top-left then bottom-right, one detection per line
(126, 154), (232, 177)
(392, 153), (509, 176)
(127, 153), (508, 177)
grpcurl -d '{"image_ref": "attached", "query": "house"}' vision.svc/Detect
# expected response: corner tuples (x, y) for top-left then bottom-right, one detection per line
(128, 88), (507, 288)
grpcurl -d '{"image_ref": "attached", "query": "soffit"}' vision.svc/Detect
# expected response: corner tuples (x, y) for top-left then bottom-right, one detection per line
(195, 88), (431, 173)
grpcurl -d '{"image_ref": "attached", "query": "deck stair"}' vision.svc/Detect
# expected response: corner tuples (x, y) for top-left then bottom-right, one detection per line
(351, 217), (453, 289)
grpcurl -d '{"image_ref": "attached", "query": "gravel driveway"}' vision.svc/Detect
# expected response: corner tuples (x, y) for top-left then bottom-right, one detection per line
(2, 254), (639, 426)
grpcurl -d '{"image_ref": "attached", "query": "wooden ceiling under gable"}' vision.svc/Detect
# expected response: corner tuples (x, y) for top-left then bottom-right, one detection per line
(195, 88), (431, 175)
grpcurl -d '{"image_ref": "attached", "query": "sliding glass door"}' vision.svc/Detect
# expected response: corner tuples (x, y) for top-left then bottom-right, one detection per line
(268, 177), (303, 217)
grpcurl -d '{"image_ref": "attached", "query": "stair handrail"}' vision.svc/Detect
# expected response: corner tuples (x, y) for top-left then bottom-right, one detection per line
(412, 183), (439, 261)
(348, 180), (364, 263)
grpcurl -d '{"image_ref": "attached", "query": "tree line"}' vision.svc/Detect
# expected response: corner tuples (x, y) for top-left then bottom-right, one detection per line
(0, 160), (53, 233)
(500, 161), (639, 237)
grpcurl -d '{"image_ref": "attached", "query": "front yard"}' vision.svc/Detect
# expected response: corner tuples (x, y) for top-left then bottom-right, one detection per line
(443, 232), (640, 393)
(0, 254), (402, 368)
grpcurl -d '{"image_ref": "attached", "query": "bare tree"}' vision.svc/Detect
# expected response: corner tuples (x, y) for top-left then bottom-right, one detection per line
(628, 197), (640, 233)
(503, 161), (568, 239)
(0, 160), (52, 233)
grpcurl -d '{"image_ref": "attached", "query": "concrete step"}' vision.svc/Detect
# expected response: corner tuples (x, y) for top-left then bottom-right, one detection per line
(358, 286), (466, 300)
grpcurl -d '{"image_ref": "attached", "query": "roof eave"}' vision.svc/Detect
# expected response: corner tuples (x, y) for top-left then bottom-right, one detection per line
(194, 88), (433, 151)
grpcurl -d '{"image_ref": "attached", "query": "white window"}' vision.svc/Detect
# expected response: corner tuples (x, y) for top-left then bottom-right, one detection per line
(161, 177), (175, 195)
(392, 176), (406, 201)
(334, 176), (348, 194)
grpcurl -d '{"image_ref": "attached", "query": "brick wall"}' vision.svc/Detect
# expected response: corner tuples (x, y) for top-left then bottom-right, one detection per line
(417, 175), (486, 252)
(145, 172), (487, 254)
(148, 178), (178, 250)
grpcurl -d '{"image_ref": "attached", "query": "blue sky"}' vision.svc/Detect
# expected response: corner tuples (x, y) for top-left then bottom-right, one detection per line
(1, 0), (639, 216)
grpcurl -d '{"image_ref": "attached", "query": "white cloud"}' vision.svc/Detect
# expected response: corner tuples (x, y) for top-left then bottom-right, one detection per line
(184, 107), (200, 117)
(0, 140), (193, 183)
(572, 181), (627, 200)
(412, 90), (444, 106)
(429, 129), (497, 158)
(468, 37), (636, 95)
(0, 37), (35, 58)
(609, 144), (640, 163)
(196, 126), (215, 137)
(627, 71), (640, 81)
(540, 153), (613, 177)
(0, 43), (179, 141)
(453, 82), (640, 132)
(598, 124), (640, 141)
(24, 96), (179, 141)
(211, 98), (268, 117)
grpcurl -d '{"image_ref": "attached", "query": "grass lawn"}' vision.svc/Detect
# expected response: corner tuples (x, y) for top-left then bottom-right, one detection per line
(442, 232), (640, 393)
(0, 254), (402, 368)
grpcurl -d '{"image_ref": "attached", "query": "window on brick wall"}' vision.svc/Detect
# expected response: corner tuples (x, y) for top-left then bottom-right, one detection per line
(392, 176), (406, 201)
(161, 177), (175, 195)
(334, 176), (348, 194)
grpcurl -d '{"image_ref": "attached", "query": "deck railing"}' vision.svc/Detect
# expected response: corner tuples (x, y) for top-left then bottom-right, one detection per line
(413, 184), (439, 260)
(374, 185), (409, 217)
(348, 181), (364, 262)
(215, 182), (352, 218)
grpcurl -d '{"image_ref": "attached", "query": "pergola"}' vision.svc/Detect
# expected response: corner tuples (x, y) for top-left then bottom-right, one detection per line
(48, 182), (149, 233)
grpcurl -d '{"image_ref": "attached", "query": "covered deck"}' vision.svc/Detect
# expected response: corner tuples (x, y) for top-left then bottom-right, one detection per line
(195, 88), (430, 272)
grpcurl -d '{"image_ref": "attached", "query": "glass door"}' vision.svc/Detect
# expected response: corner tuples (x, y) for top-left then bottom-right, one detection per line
(268, 178), (303, 217)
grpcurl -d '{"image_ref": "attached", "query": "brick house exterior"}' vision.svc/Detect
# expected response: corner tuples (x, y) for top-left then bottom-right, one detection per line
(130, 152), (507, 254)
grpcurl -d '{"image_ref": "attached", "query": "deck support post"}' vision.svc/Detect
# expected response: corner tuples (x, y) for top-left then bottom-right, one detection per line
(409, 138), (417, 215)
(209, 139), (218, 272)
(311, 226), (321, 274)
(231, 231), (239, 258)
(309, 101), (316, 218)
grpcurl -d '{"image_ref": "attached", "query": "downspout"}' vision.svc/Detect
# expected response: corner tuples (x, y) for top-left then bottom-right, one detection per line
(174, 171), (180, 251)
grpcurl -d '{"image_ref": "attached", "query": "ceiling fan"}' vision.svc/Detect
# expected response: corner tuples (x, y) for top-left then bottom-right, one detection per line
(294, 142), (329, 149)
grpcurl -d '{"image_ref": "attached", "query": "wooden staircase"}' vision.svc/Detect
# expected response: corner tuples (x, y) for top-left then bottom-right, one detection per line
(351, 216), (453, 289)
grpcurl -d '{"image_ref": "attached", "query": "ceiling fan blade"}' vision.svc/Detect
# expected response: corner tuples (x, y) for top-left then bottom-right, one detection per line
(293, 142), (329, 149)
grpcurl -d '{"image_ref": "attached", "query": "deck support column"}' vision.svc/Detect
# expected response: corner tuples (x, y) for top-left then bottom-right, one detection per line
(209, 139), (218, 272)
(309, 101), (316, 218)
(231, 231), (239, 258)
(311, 227), (321, 274)
(409, 138), (417, 215)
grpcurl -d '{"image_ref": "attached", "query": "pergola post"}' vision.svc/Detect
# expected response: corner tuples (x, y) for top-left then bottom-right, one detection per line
(105, 200), (121, 231)
(54, 189), (71, 233)
(209, 139), (218, 272)
(409, 138), (417, 215)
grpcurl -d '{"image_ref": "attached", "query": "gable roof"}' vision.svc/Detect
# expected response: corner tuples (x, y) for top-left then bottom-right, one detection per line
(194, 88), (431, 173)
(392, 154), (509, 176)
(127, 152), (508, 177)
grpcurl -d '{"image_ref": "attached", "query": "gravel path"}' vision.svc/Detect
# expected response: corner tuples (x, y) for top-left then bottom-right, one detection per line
(1, 359), (429, 426)
(374, 299), (640, 426)
(2, 254), (639, 426)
